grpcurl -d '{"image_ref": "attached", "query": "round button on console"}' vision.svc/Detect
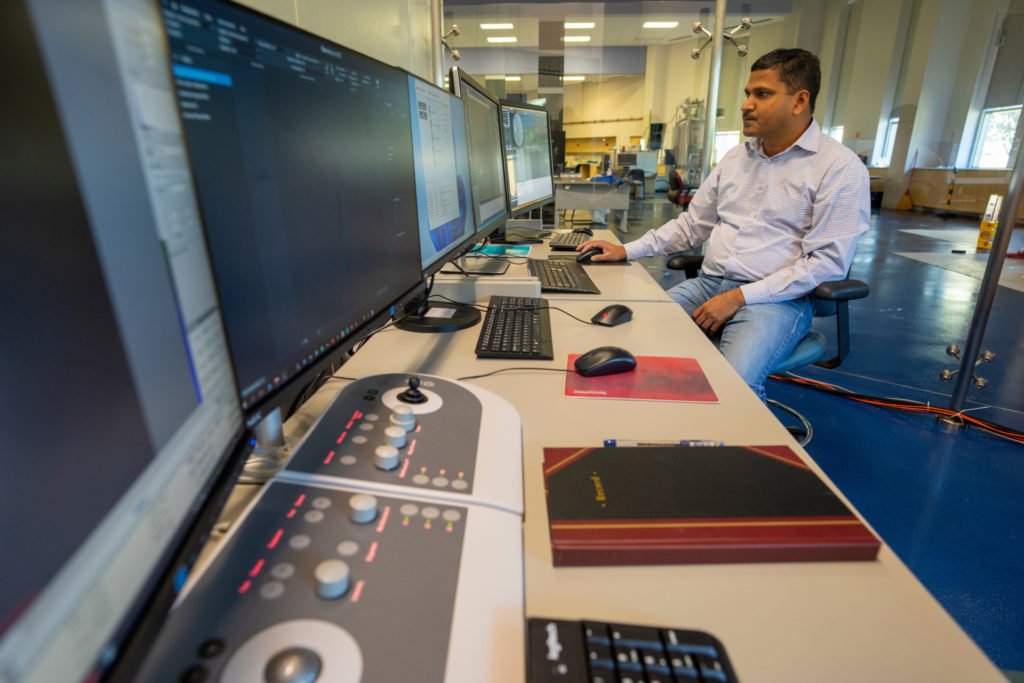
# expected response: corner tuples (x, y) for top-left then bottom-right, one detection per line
(389, 404), (416, 431)
(348, 494), (378, 524)
(383, 425), (407, 448)
(373, 445), (400, 471)
(314, 559), (351, 600)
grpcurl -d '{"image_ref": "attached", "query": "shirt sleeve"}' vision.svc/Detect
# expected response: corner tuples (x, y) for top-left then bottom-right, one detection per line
(623, 164), (722, 260)
(739, 157), (870, 304)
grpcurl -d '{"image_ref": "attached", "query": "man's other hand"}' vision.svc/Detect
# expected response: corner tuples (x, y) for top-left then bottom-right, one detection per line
(575, 240), (626, 262)
(692, 288), (745, 334)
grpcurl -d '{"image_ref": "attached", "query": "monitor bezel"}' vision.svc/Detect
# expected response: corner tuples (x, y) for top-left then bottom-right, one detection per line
(157, 0), (428, 426)
(498, 98), (555, 216)
(448, 66), (511, 235)
(407, 70), (502, 279)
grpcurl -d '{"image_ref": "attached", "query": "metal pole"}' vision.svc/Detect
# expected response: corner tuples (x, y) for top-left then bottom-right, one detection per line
(431, 0), (444, 87)
(700, 0), (727, 182)
(947, 138), (1024, 413)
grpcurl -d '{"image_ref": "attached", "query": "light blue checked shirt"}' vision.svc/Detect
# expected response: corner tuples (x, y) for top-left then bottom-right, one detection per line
(625, 120), (870, 304)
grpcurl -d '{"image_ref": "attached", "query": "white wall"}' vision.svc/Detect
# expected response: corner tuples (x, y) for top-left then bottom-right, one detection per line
(562, 76), (646, 149)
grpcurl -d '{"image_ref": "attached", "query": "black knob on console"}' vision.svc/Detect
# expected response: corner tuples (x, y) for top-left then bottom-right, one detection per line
(398, 376), (428, 404)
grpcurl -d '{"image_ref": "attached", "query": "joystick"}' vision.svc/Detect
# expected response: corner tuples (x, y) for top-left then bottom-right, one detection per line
(398, 376), (428, 404)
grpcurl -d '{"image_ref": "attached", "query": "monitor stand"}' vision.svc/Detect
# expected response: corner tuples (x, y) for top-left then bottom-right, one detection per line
(490, 218), (551, 245)
(442, 255), (510, 276)
(395, 300), (481, 333)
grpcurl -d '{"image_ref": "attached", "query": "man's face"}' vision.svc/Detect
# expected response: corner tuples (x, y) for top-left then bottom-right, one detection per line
(741, 67), (808, 141)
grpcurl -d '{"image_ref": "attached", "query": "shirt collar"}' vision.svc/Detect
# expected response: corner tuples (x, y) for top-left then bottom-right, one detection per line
(745, 119), (821, 157)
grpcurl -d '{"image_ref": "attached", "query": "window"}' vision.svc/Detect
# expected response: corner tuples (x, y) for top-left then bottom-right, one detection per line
(827, 125), (844, 142)
(971, 106), (1021, 169)
(714, 131), (740, 164)
(876, 117), (898, 167)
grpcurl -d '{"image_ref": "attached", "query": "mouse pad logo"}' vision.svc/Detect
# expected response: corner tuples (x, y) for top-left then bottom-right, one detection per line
(564, 355), (718, 403)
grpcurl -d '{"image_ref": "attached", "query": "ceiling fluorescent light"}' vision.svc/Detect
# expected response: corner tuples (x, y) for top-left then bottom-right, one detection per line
(505, 76), (521, 82)
(564, 22), (595, 29)
(643, 21), (679, 29)
(480, 23), (514, 30)
(486, 36), (517, 43)
(563, 36), (591, 42)
(561, 75), (585, 82)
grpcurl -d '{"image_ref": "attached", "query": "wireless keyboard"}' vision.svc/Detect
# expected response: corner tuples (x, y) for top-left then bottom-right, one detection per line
(528, 259), (601, 294)
(475, 295), (554, 360)
(528, 617), (739, 683)
(549, 231), (590, 250)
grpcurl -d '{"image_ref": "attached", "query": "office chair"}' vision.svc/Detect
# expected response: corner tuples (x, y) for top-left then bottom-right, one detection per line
(665, 254), (869, 444)
(667, 169), (696, 209)
(626, 168), (646, 200)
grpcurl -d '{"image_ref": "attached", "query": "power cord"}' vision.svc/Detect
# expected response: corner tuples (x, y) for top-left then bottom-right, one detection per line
(457, 367), (573, 381)
(770, 372), (1024, 445)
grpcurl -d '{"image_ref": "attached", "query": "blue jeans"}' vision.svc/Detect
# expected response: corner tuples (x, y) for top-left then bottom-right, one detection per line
(667, 273), (813, 402)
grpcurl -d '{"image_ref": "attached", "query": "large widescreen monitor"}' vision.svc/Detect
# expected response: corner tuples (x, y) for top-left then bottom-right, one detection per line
(500, 100), (555, 215)
(449, 66), (510, 235)
(160, 0), (425, 420)
(1, 1), (247, 680)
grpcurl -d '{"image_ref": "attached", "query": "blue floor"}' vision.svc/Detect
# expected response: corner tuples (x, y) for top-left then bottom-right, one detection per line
(609, 200), (1024, 673)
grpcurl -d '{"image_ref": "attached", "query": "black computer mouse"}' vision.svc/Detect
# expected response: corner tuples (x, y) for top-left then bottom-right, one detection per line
(574, 346), (637, 377)
(572, 227), (594, 236)
(577, 247), (603, 264)
(591, 304), (633, 327)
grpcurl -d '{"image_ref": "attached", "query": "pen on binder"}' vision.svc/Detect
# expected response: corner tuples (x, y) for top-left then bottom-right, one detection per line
(603, 439), (724, 448)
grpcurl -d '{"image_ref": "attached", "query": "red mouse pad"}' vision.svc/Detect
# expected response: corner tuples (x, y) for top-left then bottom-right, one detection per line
(564, 355), (718, 402)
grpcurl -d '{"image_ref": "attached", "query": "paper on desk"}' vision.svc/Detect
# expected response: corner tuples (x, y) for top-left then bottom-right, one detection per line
(564, 355), (718, 403)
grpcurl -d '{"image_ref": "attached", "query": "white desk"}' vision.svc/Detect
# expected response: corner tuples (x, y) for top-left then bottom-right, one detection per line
(290, 294), (1003, 682)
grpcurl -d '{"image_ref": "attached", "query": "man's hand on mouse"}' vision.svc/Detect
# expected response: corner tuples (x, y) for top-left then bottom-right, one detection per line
(692, 289), (745, 334)
(576, 240), (626, 262)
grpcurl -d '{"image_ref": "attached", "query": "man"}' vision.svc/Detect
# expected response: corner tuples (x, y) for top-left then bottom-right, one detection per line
(578, 48), (869, 401)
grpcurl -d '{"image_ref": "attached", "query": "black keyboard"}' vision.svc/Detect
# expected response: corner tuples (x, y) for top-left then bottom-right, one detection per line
(528, 617), (739, 683)
(528, 259), (601, 294)
(474, 295), (554, 360)
(549, 231), (590, 250)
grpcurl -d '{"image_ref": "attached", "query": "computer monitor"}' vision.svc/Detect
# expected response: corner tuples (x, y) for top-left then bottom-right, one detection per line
(1, 1), (248, 680)
(396, 73), (491, 333)
(159, 0), (426, 423)
(500, 100), (555, 215)
(618, 152), (638, 167)
(449, 66), (510, 236)
(408, 74), (481, 277)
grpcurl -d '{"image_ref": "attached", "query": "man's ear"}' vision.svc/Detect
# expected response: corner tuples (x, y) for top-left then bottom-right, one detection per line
(792, 89), (811, 116)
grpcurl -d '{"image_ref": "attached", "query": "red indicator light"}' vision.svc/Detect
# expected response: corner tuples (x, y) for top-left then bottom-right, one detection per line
(376, 505), (391, 533)
(238, 580), (252, 594)
(336, 432), (347, 444)
(398, 459), (409, 478)
(287, 509), (296, 519)
(249, 559), (265, 578)
(267, 529), (284, 549)
(408, 439), (417, 456)
(351, 580), (365, 603)
(354, 410), (363, 420)
(294, 494), (306, 507)
(365, 541), (379, 563)
(323, 450), (336, 465)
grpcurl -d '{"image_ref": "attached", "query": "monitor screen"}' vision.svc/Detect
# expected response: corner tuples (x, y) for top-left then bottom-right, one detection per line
(160, 0), (424, 414)
(408, 74), (478, 274)
(618, 152), (638, 166)
(450, 68), (509, 234)
(1, 1), (246, 680)
(500, 101), (554, 214)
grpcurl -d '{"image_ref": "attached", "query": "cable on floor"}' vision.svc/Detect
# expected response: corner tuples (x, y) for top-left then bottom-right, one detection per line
(769, 372), (1024, 445)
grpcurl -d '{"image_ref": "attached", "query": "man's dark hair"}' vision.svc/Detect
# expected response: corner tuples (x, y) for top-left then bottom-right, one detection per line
(751, 48), (821, 113)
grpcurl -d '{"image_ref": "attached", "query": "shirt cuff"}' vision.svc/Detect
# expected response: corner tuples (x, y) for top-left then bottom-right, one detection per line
(739, 281), (771, 305)
(624, 241), (652, 260)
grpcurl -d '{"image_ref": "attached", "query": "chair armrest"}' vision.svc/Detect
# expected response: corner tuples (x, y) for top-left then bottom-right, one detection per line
(814, 279), (869, 301)
(665, 254), (704, 278)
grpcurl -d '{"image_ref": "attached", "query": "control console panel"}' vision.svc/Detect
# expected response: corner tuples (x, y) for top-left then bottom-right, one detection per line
(280, 374), (523, 514)
(136, 480), (524, 682)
